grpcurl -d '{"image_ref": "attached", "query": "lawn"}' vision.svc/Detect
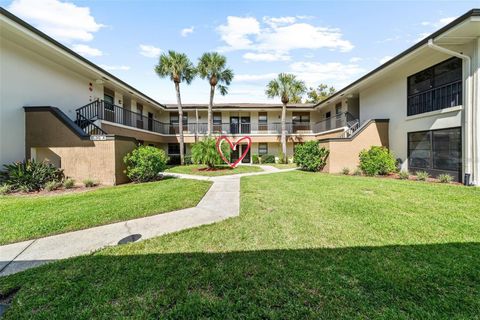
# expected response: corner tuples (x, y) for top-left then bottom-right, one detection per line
(268, 163), (298, 169)
(1, 171), (479, 319)
(166, 164), (263, 176)
(0, 178), (211, 245)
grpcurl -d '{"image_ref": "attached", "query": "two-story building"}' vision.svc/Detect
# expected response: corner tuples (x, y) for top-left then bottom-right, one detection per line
(1, 8), (479, 185)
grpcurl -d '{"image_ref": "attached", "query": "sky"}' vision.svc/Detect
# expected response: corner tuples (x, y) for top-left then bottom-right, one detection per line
(1, 0), (478, 104)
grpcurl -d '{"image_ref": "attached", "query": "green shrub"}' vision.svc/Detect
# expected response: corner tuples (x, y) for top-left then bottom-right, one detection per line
(45, 181), (62, 191)
(252, 154), (260, 164)
(398, 170), (410, 180)
(277, 152), (287, 164)
(416, 171), (429, 181)
(83, 178), (97, 188)
(184, 156), (193, 165)
(63, 178), (75, 189)
(341, 167), (350, 175)
(358, 146), (396, 176)
(191, 138), (231, 168)
(438, 173), (453, 183)
(0, 160), (64, 192)
(124, 146), (169, 182)
(0, 183), (11, 195)
(294, 141), (330, 172)
(262, 154), (275, 164)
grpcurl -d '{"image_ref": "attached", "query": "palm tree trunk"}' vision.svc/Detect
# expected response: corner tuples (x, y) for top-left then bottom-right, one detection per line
(175, 82), (185, 165)
(281, 103), (287, 163)
(207, 85), (215, 137)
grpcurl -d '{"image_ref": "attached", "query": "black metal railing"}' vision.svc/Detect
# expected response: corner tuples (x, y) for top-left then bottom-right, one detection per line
(75, 111), (107, 135)
(407, 80), (462, 116)
(76, 100), (356, 136)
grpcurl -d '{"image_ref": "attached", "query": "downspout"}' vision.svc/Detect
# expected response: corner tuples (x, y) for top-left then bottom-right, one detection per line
(427, 39), (474, 185)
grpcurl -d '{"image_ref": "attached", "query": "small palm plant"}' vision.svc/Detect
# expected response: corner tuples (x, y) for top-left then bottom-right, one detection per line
(191, 138), (231, 169)
(266, 73), (306, 163)
(155, 51), (196, 165)
(197, 52), (234, 136)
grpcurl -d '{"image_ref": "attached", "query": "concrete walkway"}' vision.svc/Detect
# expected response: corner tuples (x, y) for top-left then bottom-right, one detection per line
(0, 166), (295, 276)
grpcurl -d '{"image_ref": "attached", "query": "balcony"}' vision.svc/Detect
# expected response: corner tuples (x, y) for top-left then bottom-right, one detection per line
(76, 100), (356, 137)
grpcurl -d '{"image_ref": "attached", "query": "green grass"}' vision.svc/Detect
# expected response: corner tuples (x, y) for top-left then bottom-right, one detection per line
(166, 164), (263, 176)
(1, 172), (479, 319)
(0, 178), (211, 245)
(268, 163), (298, 169)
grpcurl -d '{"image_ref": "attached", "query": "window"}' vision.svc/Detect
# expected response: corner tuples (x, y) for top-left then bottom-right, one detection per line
(407, 57), (462, 116)
(408, 127), (461, 180)
(325, 111), (331, 119)
(169, 113), (188, 125)
(258, 143), (268, 155)
(258, 112), (268, 131)
(292, 112), (310, 123)
(335, 103), (342, 115)
(213, 112), (222, 125)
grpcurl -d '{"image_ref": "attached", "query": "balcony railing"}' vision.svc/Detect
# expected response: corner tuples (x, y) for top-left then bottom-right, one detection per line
(407, 80), (462, 116)
(76, 100), (356, 136)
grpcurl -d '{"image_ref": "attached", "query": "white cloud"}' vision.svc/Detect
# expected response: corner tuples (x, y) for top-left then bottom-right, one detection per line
(99, 65), (130, 71)
(71, 44), (102, 57)
(379, 56), (393, 64)
(415, 32), (431, 42)
(438, 17), (456, 25)
(243, 52), (290, 62)
(217, 16), (260, 51)
(217, 15), (353, 62)
(8, 0), (103, 42)
(416, 16), (457, 41)
(289, 61), (365, 88)
(139, 44), (161, 58)
(180, 26), (194, 37)
(349, 57), (362, 63)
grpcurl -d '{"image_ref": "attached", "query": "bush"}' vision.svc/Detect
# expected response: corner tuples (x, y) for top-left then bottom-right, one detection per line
(252, 154), (260, 164)
(184, 156), (193, 165)
(124, 146), (168, 182)
(438, 173), (453, 183)
(191, 138), (231, 168)
(0, 160), (64, 192)
(398, 170), (410, 180)
(277, 152), (287, 164)
(0, 183), (11, 195)
(341, 167), (350, 175)
(45, 181), (61, 191)
(261, 154), (275, 164)
(358, 146), (396, 176)
(83, 178), (97, 188)
(63, 178), (75, 189)
(416, 171), (429, 181)
(294, 141), (330, 172)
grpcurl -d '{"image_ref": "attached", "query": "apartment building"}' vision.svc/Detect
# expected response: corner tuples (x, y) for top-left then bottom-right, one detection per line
(1, 8), (478, 185)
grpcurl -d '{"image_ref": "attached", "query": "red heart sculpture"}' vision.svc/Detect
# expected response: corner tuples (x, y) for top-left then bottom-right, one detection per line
(216, 136), (252, 168)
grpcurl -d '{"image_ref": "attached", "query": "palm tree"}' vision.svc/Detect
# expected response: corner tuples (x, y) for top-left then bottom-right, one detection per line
(265, 73), (306, 162)
(197, 52), (234, 136)
(155, 51), (196, 165)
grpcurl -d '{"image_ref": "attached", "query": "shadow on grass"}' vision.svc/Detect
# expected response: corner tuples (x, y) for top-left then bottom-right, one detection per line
(1, 242), (479, 319)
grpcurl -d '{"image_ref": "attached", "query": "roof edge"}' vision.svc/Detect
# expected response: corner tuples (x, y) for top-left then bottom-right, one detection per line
(314, 8), (480, 108)
(2, 8), (166, 109)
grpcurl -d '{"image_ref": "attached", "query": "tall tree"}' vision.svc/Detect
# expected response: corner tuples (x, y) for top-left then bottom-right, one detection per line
(155, 50), (196, 165)
(197, 52), (234, 136)
(305, 84), (336, 103)
(265, 73), (306, 162)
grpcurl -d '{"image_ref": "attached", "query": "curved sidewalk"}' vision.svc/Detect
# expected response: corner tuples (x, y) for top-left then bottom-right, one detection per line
(0, 166), (295, 276)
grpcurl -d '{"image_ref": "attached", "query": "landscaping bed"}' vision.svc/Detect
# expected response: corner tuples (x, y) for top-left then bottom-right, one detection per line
(1, 171), (479, 318)
(0, 178), (212, 245)
(166, 164), (263, 176)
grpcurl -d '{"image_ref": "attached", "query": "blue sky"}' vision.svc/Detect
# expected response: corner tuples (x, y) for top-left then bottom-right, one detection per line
(2, 0), (478, 103)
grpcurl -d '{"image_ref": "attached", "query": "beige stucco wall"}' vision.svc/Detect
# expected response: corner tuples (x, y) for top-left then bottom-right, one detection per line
(319, 121), (389, 173)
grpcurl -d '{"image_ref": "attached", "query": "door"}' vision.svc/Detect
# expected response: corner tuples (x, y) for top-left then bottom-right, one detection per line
(136, 104), (144, 129)
(230, 116), (239, 134)
(241, 117), (250, 133)
(231, 145), (240, 163)
(148, 112), (153, 131)
(241, 144), (251, 163)
(103, 93), (115, 122)
(325, 111), (332, 130)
